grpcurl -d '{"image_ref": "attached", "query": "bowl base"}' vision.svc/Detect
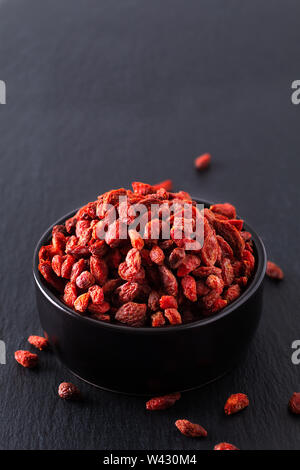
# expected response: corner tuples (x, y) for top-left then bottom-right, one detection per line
(67, 366), (234, 397)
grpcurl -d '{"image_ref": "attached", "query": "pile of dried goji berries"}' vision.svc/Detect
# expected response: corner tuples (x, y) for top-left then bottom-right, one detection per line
(38, 181), (256, 327)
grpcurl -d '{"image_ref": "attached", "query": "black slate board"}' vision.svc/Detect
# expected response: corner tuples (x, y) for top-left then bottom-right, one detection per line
(0, 0), (300, 450)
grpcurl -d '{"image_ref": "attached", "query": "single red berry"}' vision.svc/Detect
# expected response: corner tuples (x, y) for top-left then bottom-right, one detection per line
(214, 442), (239, 450)
(266, 261), (284, 280)
(289, 392), (300, 414)
(58, 382), (81, 400)
(224, 393), (249, 415)
(194, 153), (211, 170)
(146, 392), (181, 410)
(175, 419), (207, 437)
(14, 350), (38, 368)
(28, 335), (49, 351)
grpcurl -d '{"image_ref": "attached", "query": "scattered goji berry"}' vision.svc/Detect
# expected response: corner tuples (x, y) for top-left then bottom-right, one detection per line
(214, 442), (239, 450)
(266, 261), (284, 280)
(58, 382), (81, 400)
(224, 393), (249, 415)
(28, 335), (49, 351)
(175, 419), (207, 437)
(14, 350), (38, 368)
(289, 392), (300, 414)
(146, 392), (181, 410)
(194, 153), (211, 171)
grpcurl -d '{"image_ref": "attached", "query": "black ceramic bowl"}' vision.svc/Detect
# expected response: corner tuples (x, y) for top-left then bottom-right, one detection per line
(33, 200), (267, 395)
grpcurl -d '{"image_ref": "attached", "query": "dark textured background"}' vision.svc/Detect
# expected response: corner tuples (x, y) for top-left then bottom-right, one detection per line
(0, 0), (299, 450)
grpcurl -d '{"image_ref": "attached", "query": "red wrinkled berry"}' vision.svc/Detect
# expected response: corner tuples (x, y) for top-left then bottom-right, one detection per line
(266, 261), (284, 280)
(214, 442), (239, 450)
(224, 393), (249, 415)
(151, 311), (166, 327)
(181, 275), (197, 302)
(74, 292), (90, 313)
(149, 245), (165, 265)
(75, 271), (95, 290)
(146, 392), (181, 410)
(289, 392), (300, 414)
(28, 335), (49, 351)
(115, 302), (147, 327)
(15, 350), (38, 368)
(175, 419), (207, 437)
(194, 153), (211, 171)
(164, 308), (182, 325)
(88, 285), (104, 304)
(58, 382), (81, 400)
(159, 295), (178, 309)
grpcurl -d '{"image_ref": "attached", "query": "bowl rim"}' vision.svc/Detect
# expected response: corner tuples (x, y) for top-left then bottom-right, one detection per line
(33, 198), (267, 334)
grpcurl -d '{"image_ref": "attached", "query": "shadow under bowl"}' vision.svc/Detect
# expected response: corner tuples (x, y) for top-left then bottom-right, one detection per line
(33, 200), (266, 395)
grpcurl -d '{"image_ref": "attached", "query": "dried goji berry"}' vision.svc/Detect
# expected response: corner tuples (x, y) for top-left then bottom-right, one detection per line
(63, 281), (77, 308)
(175, 419), (207, 437)
(266, 261), (284, 280)
(210, 203), (236, 219)
(224, 284), (241, 303)
(132, 181), (154, 195)
(169, 247), (186, 269)
(181, 275), (197, 302)
(75, 271), (95, 290)
(116, 282), (140, 303)
(148, 290), (161, 311)
(194, 153), (211, 171)
(159, 295), (178, 309)
(151, 311), (166, 327)
(51, 254), (63, 277)
(206, 274), (224, 294)
(146, 392), (181, 410)
(61, 255), (76, 279)
(39, 261), (64, 293)
(14, 350), (38, 368)
(228, 219), (243, 231)
(88, 285), (104, 304)
(58, 382), (81, 400)
(126, 248), (142, 273)
(115, 302), (147, 327)
(149, 245), (165, 265)
(214, 442), (239, 450)
(289, 392), (300, 414)
(164, 308), (182, 325)
(74, 292), (90, 313)
(88, 301), (110, 316)
(177, 254), (201, 277)
(128, 229), (144, 251)
(28, 335), (49, 350)
(70, 258), (86, 282)
(153, 179), (173, 191)
(224, 393), (249, 415)
(159, 266), (178, 296)
(90, 256), (108, 285)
